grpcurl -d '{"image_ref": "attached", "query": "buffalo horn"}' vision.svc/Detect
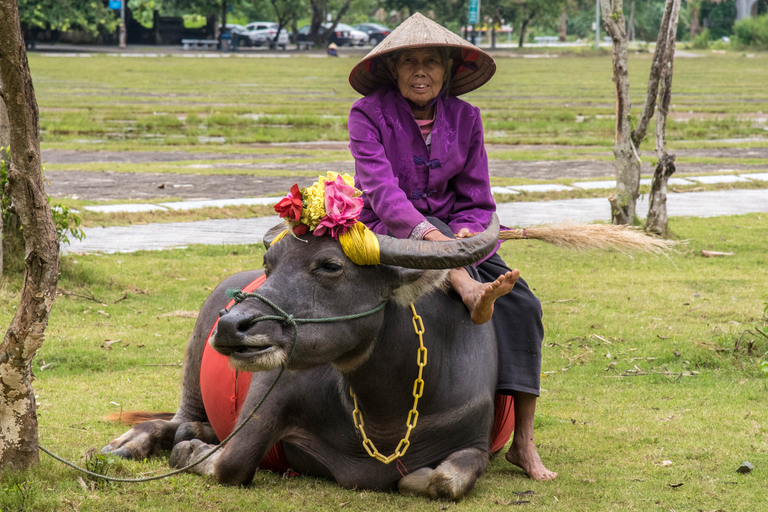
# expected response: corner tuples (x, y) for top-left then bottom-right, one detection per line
(263, 223), (287, 249)
(376, 214), (500, 269)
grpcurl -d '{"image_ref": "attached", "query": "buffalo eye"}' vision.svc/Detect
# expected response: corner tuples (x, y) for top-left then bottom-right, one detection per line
(313, 260), (344, 274)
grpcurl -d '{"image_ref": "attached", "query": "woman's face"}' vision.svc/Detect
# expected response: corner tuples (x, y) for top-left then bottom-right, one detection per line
(390, 48), (450, 107)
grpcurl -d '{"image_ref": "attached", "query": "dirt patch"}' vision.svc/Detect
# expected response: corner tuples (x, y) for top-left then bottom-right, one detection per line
(42, 144), (768, 201)
(46, 161), (768, 202)
(41, 149), (299, 165)
(45, 170), (318, 201)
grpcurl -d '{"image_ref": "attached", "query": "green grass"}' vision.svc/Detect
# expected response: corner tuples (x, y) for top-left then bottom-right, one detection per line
(29, 52), (768, 150)
(1, 213), (767, 510)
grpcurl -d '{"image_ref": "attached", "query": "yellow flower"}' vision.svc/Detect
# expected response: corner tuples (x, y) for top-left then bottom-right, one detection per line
(300, 176), (328, 231)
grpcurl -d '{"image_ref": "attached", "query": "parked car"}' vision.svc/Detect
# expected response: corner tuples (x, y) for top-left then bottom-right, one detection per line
(334, 23), (369, 46)
(294, 23), (358, 47)
(352, 23), (391, 45)
(225, 23), (248, 36)
(244, 22), (290, 49)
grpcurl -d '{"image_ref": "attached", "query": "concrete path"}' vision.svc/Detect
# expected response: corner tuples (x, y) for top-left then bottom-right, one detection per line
(79, 171), (768, 214)
(62, 188), (768, 254)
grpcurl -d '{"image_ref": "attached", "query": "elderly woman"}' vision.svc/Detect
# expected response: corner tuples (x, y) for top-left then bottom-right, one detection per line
(347, 13), (556, 481)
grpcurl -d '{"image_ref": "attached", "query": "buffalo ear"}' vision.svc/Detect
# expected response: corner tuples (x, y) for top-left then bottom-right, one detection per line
(391, 269), (449, 306)
(263, 223), (287, 249)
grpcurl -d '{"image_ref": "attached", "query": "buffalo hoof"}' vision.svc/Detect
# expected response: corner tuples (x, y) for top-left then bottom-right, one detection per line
(174, 421), (219, 446)
(170, 439), (217, 476)
(101, 419), (177, 460)
(399, 449), (486, 500)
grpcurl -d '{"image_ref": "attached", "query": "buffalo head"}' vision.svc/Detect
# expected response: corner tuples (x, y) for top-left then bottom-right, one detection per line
(210, 215), (500, 373)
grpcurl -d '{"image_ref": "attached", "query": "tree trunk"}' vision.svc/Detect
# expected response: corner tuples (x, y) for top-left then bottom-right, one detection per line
(309, 0), (326, 44)
(690, 5), (699, 39)
(601, 0), (640, 225)
(0, 0), (60, 470)
(646, 0), (681, 236)
(560, 5), (567, 42)
(519, 13), (532, 48)
(1, 97), (8, 273)
(0, 97), (8, 147)
(627, 1), (636, 41)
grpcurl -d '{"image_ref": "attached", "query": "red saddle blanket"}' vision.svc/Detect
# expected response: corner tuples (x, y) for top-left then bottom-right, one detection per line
(200, 274), (515, 473)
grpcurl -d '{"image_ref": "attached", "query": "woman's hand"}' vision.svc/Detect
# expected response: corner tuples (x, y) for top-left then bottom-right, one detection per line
(455, 228), (480, 239)
(423, 228), (477, 242)
(423, 229), (455, 242)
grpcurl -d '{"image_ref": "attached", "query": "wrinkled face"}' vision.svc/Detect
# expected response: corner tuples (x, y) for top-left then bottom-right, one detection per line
(390, 48), (450, 107)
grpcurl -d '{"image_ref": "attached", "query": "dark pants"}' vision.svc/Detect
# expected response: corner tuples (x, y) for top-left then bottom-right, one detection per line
(428, 218), (544, 396)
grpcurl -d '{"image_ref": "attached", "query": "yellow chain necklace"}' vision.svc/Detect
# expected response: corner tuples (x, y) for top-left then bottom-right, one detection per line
(350, 301), (427, 464)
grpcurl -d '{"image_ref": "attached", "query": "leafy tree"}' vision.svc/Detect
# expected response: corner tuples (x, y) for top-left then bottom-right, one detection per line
(307, 0), (353, 44)
(269, 0), (308, 45)
(18, 0), (120, 35)
(699, 0), (736, 39)
(500, 0), (566, 47)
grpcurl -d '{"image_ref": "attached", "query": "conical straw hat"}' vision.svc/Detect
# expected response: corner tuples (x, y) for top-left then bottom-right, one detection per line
(348, 12), (496, 97)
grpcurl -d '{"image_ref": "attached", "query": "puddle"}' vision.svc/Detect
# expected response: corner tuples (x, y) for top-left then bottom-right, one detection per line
(198, 136), (226, 143)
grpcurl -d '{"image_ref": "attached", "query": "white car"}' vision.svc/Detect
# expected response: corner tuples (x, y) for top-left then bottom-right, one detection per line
(334, 23), (369, 46)
(244, 22), (290, 49)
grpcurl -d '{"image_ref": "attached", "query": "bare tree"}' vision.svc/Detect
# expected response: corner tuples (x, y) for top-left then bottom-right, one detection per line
(646, 0), (682, 236)
(600, 0), (638, 224)
(601, 0), (681, 230)
(0, 0), (60, 470)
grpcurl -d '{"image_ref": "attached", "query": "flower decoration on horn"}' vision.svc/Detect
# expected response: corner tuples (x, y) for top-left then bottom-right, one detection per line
(274, 172), (363, 238)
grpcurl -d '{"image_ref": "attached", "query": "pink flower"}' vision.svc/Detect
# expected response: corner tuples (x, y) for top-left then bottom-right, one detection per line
(314, 175), (363, 238)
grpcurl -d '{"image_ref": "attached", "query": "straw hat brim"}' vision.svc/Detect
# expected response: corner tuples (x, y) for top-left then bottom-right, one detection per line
(348, 13), (496, 97)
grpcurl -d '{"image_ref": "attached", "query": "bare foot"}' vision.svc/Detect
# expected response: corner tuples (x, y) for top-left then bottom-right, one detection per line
(505, 442), (557, 481)
(464, 270), (520, 325)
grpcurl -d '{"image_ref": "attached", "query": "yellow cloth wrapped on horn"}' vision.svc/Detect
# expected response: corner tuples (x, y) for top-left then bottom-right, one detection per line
(339, 222), (380, 266)
(270, 228), (288, 245)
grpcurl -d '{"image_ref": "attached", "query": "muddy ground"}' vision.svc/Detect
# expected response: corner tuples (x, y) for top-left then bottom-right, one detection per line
(42, 146), (768, 201)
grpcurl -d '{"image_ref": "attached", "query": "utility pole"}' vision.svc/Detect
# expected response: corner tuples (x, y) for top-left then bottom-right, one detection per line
(221, 0), (228, 49)
(119, 0), (126, 48)
(595, 0), (600, 50)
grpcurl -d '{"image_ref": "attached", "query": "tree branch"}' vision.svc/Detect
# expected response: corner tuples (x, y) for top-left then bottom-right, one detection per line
(631, 0), (676, 147)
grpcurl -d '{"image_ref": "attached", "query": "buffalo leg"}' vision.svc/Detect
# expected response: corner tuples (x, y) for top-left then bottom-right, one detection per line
(169, 423), (281, 485)
(170, 374), (286, 485)
(398, 447), (489, 500)
(101, 418), (181, 460)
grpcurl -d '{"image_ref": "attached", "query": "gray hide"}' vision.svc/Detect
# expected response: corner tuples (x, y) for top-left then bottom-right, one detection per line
(103, 218), (501, 500)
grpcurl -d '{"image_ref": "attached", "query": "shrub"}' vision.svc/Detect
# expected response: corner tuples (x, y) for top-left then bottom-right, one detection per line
(692, 28), (711, 48)
(733, 13), (768, 49)
(1, 147), (84, 274)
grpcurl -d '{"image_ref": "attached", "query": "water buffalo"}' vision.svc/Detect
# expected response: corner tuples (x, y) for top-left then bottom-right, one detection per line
(103, 215), (507, 500)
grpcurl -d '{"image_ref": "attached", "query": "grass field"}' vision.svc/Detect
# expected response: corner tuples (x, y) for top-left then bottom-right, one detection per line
(1, 214), (767, 511)
(31, 51), (768, 151)
(1, 48), (767, 510)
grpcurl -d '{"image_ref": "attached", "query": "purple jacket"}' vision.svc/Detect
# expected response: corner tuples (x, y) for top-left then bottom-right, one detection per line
(349, 86), (496, 240)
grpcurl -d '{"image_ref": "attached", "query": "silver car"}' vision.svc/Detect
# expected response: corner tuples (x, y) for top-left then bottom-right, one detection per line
(334, 23), (369, 46)
(244, 22), (290, 49)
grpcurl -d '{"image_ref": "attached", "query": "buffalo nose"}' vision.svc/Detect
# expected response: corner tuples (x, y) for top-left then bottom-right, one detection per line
(216, 307), (258, 341)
